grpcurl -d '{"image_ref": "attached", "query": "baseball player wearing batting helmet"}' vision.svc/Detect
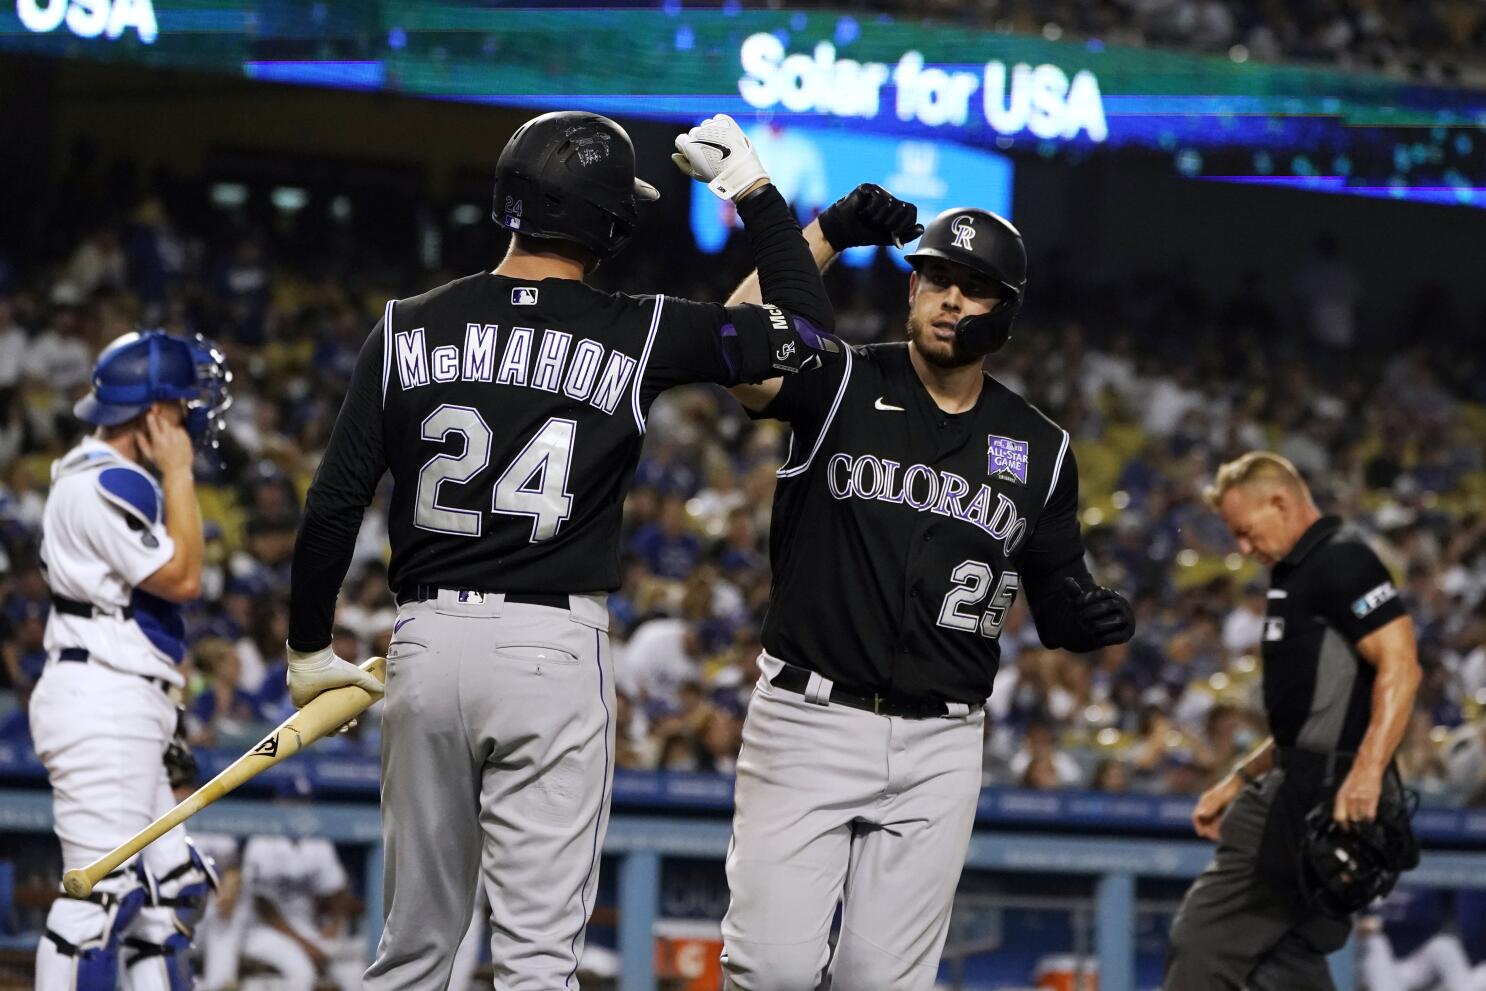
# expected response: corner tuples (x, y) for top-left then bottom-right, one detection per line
(285, 110), (843, 989)
(720, 194), (1135, 990)
(31, 329), (228, 991)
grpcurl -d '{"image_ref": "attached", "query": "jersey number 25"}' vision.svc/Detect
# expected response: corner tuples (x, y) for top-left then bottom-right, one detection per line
(937, 562), (1020, 640)
(414, 404), (575, 542)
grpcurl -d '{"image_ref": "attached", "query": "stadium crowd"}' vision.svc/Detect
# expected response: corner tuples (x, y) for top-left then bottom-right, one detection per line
(766, 0), (1486, 80)
(784, 0), (1486, 81)
(0, 162), (1484, 814)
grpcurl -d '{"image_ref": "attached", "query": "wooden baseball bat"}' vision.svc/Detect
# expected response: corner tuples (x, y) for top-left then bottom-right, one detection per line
(61, 656), (386, 900)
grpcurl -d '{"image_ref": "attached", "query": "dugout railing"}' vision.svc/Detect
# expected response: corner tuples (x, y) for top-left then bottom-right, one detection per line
(5, 776), (1486, 990)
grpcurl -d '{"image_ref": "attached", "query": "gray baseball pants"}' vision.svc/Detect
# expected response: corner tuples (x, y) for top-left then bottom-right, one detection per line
(1165, 770), (1346, 991)
(721, 654), (985, 991)
(364, 590), (614, 991)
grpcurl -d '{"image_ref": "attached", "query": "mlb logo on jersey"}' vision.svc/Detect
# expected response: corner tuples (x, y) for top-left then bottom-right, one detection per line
(1263, 617), (1286, 641)
(987, 435), (1029, 485)
(512, 287), (539, 306)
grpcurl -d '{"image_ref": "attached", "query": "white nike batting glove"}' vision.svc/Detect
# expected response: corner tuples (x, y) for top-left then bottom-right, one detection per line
(672, 114), (769, 201)
(285, 644), (384, 709)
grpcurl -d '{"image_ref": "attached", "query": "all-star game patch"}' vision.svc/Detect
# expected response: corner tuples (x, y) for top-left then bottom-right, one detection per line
(988, 435), (1030, 485)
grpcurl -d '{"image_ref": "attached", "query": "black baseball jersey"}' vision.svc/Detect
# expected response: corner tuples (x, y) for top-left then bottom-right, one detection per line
(1261, 515), (1407, 752)
(289, 273), (755, 645)
(287, 185), (836, 651)
(754, 342), (1090, 705)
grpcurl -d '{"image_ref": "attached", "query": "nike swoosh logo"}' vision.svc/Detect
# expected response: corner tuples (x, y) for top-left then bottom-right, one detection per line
(694, 139), (732, 160)
(393, 617), (416, 633)
(874, 397), (905, 411)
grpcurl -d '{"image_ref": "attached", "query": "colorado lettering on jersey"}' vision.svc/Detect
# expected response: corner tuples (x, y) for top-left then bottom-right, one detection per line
(392, 325), (637, 416)
(826, 451), (1028, 553)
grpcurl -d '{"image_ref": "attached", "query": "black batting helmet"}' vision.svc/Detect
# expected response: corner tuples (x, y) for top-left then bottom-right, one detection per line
(905, 207), (1027, 356)
(492, 111), (660, 259)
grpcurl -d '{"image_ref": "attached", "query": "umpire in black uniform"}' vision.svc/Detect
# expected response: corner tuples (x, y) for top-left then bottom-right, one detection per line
(718, 191), (1136, 991)
(1165, 451), (1421, 990)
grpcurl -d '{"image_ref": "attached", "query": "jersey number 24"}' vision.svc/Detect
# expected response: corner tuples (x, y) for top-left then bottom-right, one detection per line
(414, 404), (575, 542)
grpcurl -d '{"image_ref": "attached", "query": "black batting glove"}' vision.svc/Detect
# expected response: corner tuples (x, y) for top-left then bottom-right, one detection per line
(817, 183), (924, 252)
(1061, 577), (1135, 647)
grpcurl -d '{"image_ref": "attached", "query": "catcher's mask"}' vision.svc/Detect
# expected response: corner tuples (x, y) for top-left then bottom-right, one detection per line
(75, 329), (232, 461)
(1298, 782), (1419, 917)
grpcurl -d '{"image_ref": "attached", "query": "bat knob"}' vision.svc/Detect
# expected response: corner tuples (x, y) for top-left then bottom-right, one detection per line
(62, 870), (93, 899)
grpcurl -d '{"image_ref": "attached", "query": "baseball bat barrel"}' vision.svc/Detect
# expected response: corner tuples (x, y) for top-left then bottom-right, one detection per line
(61, 656), (386, 900)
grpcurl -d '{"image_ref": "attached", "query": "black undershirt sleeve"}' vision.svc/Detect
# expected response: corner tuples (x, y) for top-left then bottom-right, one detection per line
(1018, 446), (1102, 652)
(733, 183), (836, 333)
(288, 322), (388, 651)
(643, 296), (733, 393)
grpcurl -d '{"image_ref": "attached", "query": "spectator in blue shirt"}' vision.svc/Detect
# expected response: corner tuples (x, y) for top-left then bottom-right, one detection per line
(186, 638), (261, 747)
(630, 494), (703, 580)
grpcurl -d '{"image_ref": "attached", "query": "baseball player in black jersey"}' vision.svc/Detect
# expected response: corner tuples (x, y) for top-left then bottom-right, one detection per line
(284, 111), (842, 990)
(719, 190), (1136, 991)
(1165, 452), (1420, 990)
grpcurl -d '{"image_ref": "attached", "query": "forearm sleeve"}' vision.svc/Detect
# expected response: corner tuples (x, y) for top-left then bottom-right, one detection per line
(734, 184), (836, 333)
(720, 302), (841, 383)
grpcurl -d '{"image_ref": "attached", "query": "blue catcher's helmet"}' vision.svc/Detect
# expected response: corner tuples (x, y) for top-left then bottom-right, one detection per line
(74, 330), (232, 451)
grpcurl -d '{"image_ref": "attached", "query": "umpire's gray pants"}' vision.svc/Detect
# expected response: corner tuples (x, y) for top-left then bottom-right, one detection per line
(1165, 770), (1343, 991)
(365, 591), (614, 991)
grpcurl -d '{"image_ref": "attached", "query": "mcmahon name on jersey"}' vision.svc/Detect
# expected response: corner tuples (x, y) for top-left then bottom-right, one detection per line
(391, 324), (639, 417)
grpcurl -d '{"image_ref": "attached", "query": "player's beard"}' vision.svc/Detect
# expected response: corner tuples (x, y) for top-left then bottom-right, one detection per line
(906, 314), (981, 369)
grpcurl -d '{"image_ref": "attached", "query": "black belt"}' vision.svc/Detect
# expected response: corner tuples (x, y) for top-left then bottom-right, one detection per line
(57, 649), (169, 693)
(395, 585), (571, 610)
(52, 595), (133, 620)
(769, 662), (980, 719)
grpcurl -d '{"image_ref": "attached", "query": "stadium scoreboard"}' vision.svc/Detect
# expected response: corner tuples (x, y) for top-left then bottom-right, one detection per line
(5, 0), (1485, 206)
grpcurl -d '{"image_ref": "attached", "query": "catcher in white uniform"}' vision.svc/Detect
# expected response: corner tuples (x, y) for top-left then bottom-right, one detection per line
(30, 329), (230, 990)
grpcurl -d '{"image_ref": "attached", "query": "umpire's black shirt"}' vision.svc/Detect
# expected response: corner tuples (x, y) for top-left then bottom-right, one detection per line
(1262, 515), (1406, 753)
(754, 342), (1093, 706)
